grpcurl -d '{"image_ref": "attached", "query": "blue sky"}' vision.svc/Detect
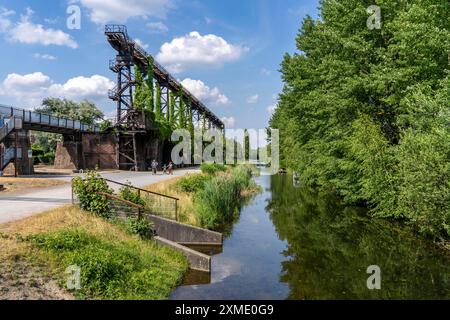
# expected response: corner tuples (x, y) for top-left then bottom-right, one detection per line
(0, 0), (319, 130)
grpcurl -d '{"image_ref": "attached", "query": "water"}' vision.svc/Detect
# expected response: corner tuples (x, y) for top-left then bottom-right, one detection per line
(171, 174), (450, 300)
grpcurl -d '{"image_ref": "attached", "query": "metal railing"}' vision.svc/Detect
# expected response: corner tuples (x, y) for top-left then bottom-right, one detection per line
(103, 178), (179, 221)
(71, 177), (179, 221)
(0, 104), (100, 133)
(97, 191), (145, 221)
(1, 146), (22, 171)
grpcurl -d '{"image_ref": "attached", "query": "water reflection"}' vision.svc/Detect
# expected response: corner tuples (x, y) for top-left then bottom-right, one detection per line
(171, 174), (450, 300)
(269, 175), (450, 299)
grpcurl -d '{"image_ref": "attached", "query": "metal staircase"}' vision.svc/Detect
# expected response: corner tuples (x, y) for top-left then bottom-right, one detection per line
(0, 146), (22, 171)
(0, 116), (15, 143)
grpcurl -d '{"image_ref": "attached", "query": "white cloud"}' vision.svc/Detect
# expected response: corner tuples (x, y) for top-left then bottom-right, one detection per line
(221, 116), (235, 128)
(0, 72), (114, 106)
(181, 78), (229, 106)
(246, 94), (259, 104)
(4, 8), (77, 48)
(77, 0), (172, 24)
(134, 38), (149, 50)
(156, 31), (248, 73)
(33, 53), (57, 60)
(0, 7), (14, 32)
(267, 104), (277, 115)
(146, 21), (168, 33)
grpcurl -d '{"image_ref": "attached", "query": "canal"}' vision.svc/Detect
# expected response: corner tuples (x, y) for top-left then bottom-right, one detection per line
(171, 173), (450, 299)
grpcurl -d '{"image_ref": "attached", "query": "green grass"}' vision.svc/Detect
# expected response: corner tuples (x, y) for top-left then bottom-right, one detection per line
(28, 229), (188, 300)
(176, 174), (210, 194)
(200, 162), (227, 175)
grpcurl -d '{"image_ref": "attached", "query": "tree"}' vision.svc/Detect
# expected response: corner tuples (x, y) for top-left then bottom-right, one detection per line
(33, 98), (105, 164)
(269, 0), (450, 240)
(37, 98), (104, 125)
(244, 129), (250, 161)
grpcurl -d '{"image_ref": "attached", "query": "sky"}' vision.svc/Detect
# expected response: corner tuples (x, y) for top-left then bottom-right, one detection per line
(0, 0), (319, 131)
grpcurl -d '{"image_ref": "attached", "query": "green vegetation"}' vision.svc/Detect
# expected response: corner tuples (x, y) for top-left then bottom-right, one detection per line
(72, 171), (113, 217)
(200, 162), (227, 175)
(119, 182), (145, 206)
(26, 221), (187, 300)
(177, 165), (257, 229)
(269, 0), (450, 241)
(176, 174), (210, 194)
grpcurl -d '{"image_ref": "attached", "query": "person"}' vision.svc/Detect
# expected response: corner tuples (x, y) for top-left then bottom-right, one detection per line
(162, 164), (167, 175)
(168, 161), (173, 175)
(151, 160), (158, 175)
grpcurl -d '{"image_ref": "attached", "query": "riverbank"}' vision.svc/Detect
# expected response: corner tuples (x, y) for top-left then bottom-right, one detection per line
(0, 205), (188, 300)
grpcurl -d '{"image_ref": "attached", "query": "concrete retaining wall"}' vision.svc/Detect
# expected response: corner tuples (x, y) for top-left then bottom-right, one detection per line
(154, 236), (211, 272)
(147, 214), (223, 245)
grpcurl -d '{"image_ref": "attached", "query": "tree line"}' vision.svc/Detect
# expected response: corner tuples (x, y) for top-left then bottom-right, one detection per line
(269, 0), (449, 241)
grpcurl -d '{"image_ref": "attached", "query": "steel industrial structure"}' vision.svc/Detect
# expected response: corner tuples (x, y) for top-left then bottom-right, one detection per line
(105, 25), (224, 170)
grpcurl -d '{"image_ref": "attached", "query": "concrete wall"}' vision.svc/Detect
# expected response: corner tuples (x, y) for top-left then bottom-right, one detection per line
(3, 129), (34, 175)
(147, 214), (223, 244)
(54, 133), (118, 170)
(154, 236), (211, 272)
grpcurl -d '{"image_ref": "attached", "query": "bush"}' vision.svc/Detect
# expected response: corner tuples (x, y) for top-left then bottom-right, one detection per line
(72, 171), (113, 217)
(176, 174), (210, 193)
(29, 229), (187, 299)
(126, 216), (153, 239)
(200, 162), (227, 175)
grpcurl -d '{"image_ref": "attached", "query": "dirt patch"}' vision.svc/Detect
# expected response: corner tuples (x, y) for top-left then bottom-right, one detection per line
(0, 258), (73, 300)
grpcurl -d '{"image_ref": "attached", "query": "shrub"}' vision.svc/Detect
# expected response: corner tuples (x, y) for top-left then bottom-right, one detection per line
(176, 174), (210, 193)
(72, 171), (113, 217)
(200, 162), (227, 175)
(126, 216), (153, 239)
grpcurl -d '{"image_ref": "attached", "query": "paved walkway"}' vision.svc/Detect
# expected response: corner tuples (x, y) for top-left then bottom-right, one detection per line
(0, 169), (198, 225)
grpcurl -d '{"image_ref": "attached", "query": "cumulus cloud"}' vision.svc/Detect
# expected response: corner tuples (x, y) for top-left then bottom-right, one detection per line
(246, 94), (259, 104)
(0, 72), (114, 106)
(77, 0), (172, 24)
(267, 104), (277, 115)
(1, 7), (77, 48)
(156, 31), (248, 73)
(33, 53), (57, 60)
(181, 78), (229, 106)
(221, 116), (235, 128)
(146, 21), (168, 33)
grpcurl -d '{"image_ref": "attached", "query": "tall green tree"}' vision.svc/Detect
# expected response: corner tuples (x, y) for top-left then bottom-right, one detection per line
(270, 0), (450, 240)
(244, 129), (250, 161)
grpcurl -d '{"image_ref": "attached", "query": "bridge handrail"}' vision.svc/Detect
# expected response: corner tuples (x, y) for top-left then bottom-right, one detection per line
(0, 104), (100, 133)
